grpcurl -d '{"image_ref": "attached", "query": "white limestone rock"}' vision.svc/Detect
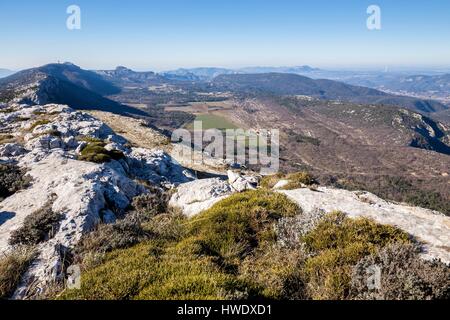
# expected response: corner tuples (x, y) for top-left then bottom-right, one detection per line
(0, 104), (197, 298)
(227, 170), (258, 192)
(127, 148), (195, 187)
(273, 179), (289, 190)
(279, 187), (450, 264)
(169, 178), (233, 217)
(0, 152), (146, 298)
(0, 143), (27, 158)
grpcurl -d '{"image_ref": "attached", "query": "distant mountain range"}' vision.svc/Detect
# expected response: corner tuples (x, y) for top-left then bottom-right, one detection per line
(0, 63), (448, 116)
(162, 65), (320, 81)
(162, 67), (238, 81)
(211, 73), (448, 113)
(95, 66), (166, 87)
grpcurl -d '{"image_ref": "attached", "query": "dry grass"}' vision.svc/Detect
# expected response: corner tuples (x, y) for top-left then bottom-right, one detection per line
(0, 246), (36, 299)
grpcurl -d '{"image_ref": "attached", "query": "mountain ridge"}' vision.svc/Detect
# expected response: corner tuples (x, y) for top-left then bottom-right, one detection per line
(212, 73), (448, 113)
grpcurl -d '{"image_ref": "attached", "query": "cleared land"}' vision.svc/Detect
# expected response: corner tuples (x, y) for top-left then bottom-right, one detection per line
(185, 113), (238, 130)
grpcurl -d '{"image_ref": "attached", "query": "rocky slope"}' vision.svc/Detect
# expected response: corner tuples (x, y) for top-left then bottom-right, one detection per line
(0, 64), (147, 116)
(0, 103), (194, 298)
(0, 103), (449, 299)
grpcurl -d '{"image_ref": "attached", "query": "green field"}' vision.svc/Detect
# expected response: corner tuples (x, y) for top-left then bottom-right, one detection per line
(185, 114), (238, 131)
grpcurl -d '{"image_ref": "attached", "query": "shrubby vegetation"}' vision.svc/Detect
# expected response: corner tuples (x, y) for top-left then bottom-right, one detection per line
(9, 200), (62, 246)
(351, 243), (450, 300)
(29, 119), (51, 131)
(0, 163), (31, 201)
(300, 211), (410, 300)
(0, 134), (15, 144)
(260, 172), (284, 189)
(77, 139), (124, 164)
(58, 189), (447, 301)
(60, 190), (301, 299)
(0, 246), (36, 299)
(131, 187), (169, 218)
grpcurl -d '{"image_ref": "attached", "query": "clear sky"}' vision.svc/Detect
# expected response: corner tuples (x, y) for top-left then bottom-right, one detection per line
(1, 0), (450, 71)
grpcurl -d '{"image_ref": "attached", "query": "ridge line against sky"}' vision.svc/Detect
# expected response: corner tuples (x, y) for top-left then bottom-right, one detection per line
(1, 0), (450, 70)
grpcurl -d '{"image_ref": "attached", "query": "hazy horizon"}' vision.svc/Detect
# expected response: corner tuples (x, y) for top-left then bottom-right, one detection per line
(1, 0), (450, 71)
(3, 62), (450, 75)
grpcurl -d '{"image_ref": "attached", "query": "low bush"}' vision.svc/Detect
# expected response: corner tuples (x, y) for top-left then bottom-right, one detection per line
(77, 136), (104, 144)
(239, 244), (306, 299)
(60, 192), (442, 301)
(0, 246), (36, 299)
(281, 172), (315, 190)
(142, 212), (187, 242)
(75, 215), (148, 256)
(131, 189), (169, 219)
(188, 190), (301, 268)
(350, 243), (450, 300)
(0, 164), (31, 201)
(301, 211), (411, 300)
(9, 201), (62, 246)
(61, 240), (251, 300)
(260, 173), (284, 189)
(61, 190), (301, 300)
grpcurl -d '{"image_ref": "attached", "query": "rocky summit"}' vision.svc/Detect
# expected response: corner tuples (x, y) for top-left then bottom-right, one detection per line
(0, 103), (194, 298)
(0, 102), (448, 300)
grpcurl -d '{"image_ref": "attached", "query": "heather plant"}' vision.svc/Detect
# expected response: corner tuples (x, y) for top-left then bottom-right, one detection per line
(350, 243), (450, 300)
(9, 201), (62, 246)
(0, 163), (31, 201)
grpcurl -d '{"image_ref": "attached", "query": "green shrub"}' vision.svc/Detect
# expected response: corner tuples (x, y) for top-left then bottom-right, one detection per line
(239, 244), (306, 299)
(61, 190), (301, 300)
(301, 211), (411, 300)
(13, 116), (31, 123)
(142, 212), (187, 242)
(0, 164), (31, 201)
(350, 243), (450, 300)
(75, 215), (148, 255)
(0, 246), (36, 299)
(61, 240), (251, 300)
(78, 141), (124, 164)
(9, 201), (62, 246)
(77, 136), (104, 144)
(0, 107), (14, 114)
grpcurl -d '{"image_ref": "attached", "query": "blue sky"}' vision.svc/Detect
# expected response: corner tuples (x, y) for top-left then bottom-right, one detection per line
(1, 0), (450, 71)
